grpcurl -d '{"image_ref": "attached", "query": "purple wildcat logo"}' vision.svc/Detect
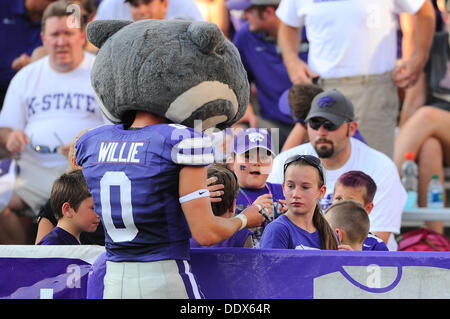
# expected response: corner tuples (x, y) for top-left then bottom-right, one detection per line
(318, 97), (336, 108)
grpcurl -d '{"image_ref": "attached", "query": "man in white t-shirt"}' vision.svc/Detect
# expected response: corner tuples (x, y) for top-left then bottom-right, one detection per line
(267, 89), (407, 251)
(275, 0), (435, 159)
(0, 1), (107, 244)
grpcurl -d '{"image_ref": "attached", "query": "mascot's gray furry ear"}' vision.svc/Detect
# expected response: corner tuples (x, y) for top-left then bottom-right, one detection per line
(86, 19), (250, 131)
(86, 20), (133, 49)
(187, 21), (223, 54)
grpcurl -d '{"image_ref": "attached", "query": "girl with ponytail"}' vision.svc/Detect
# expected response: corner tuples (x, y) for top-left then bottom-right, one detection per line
(260, 154), (338, 250)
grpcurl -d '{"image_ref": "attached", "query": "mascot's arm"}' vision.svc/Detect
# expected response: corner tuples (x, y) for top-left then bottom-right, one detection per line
(179, 166), (265, 246)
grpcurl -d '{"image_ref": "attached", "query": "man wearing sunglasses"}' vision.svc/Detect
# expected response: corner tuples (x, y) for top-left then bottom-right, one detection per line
(267, 89), (406, 251)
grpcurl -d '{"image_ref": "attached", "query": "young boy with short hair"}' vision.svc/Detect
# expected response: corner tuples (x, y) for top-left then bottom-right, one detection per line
(37, 169), (100, 245)
(324, 200), (370, 251)
(231, 128), (286, 247)
(190, 163), (253, 248)
(332, 170), (388, 251)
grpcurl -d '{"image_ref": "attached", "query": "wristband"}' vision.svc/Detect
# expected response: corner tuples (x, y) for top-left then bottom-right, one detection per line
(179, 189), (210, 204)
(235, 214), (247, 230)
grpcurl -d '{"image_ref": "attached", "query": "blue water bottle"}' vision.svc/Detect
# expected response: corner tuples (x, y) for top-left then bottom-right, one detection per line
(427, 174), (444, 209)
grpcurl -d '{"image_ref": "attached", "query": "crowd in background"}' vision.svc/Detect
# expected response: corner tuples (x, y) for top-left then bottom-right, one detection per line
(0, 0), (449, 255)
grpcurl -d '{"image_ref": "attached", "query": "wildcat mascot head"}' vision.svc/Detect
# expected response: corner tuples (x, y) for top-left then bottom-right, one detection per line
(86, 18), (249, 131)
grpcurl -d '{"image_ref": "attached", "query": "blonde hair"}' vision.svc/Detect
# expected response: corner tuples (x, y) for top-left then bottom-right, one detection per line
(325, 200), (370, 245)
(68, 128), (89, 170)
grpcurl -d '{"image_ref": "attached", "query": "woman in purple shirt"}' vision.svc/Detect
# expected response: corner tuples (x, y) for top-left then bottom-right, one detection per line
(260, 155), (338, 250)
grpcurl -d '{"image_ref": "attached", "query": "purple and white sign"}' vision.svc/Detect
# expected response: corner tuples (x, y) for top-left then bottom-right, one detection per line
(190, 248), (450, 299)
(0, 245), (104, 299)
(2, 246), (450, 299)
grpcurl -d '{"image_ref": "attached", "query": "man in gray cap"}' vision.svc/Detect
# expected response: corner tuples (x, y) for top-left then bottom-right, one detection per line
(226, 0), (309, 148)
(303, 89), (356, 159)
(267, 89), (407, 251)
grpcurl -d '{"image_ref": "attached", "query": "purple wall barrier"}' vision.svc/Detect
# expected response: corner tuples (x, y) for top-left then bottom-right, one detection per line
(0, 245), (104, 299)
(190, 248), (450, 299)
(1, 246), (450, 299)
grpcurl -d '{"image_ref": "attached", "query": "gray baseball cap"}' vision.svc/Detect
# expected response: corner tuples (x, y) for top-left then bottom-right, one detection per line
(305, 89), (355, 127)
(226, 0), (280, 10)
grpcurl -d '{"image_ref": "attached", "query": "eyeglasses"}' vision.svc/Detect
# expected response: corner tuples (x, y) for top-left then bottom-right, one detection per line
(307, 118), (341, 131)
(31, 143), (60, 154)
(30, 133), (63, 154)
(283, 154), (325, 184)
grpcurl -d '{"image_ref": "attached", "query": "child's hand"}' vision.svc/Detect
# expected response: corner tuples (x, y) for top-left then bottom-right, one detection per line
(338, 244), (353, 251)
(253, 194), (274, 216)
(206, 176), (224, 203)
(278, 199), (287, 214)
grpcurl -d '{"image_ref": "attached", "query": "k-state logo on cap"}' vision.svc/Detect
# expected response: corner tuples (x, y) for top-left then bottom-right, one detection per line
(318, 96), (336, 108)
(248, 132), (265, 143)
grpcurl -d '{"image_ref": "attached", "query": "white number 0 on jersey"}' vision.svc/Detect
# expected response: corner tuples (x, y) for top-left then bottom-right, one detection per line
(100, 171), (139, 242)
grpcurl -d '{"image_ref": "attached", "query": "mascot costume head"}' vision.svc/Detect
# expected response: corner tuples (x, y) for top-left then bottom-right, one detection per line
(86, 18), (249, 131)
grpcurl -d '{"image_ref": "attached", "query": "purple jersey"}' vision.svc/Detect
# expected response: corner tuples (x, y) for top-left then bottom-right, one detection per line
(189, 228), (253, 248)
(75, 123), (214, 262)
(37, 227), (80, 245)
(363, 232), (389, 251)
(235, 182), (285, 247)
(260, 214), (322, 250)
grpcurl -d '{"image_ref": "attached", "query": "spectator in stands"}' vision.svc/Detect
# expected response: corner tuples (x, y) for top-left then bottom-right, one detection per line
(226, 0), (309, 148)
(324, 200), (370, 251)
(398, 0), (447, 127)
(276, 0), (435, 158)
(332, 170), (389, 251)
(278, 83), (322, 151)
(37, 169), (100, 245)
(190, 163), (254, 248)
(268, 89), (406, 251)
(260, 154), (338, 250)
(34, 130), (106, 245)
(230, 128), (286, 247)
(0, 0), (56, 108)
(15, 0), (101, 71)
(126, 0), (168, 20)
(0, 0), (108, 244)
(394, 106), (450, 234)
(96, 0), (204, 21)
(278, 83), (366, 152)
